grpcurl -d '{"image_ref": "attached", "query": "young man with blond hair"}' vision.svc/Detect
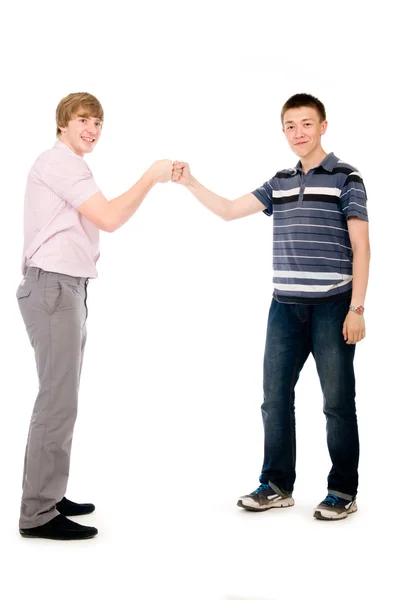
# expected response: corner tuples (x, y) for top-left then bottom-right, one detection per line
(172, 93), (370, 520)
(17, 92), (172, 540)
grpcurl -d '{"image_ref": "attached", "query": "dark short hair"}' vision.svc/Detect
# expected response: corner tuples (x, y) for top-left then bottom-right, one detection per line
(281, 93), (326, 124)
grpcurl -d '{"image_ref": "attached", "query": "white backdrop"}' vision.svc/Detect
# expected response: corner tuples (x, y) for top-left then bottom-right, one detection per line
(1, 2), (399, 599)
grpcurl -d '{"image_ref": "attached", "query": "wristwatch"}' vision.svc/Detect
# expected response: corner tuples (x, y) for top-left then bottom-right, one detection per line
(349, 305), (364, 315)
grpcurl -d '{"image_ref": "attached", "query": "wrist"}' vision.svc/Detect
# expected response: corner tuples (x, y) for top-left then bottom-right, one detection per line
(185, 175), (197, 189)
(349, 304), (365, 315)
(142, 169), (158, 188)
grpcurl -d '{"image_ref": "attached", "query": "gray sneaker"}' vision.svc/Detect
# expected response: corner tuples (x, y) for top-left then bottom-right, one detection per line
(313, 494), (357, 520)
(237, 483), (294, 512)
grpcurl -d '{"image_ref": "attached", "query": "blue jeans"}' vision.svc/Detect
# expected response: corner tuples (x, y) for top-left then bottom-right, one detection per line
(260, 298), (359, 500)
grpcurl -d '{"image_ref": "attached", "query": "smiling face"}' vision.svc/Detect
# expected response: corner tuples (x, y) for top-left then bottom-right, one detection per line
(282, 106), (327, 159)
(59, 113), (103, 156)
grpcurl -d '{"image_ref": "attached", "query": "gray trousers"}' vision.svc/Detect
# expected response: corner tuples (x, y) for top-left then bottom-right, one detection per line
(16, 267), (89, 528)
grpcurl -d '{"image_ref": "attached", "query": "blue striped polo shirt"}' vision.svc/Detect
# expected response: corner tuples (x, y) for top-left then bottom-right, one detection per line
(252, 152), (368, 304)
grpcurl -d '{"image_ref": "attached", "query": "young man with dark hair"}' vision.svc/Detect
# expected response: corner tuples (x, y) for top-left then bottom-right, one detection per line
(17, 92), (172, 540)
(172, 93), (370, 520)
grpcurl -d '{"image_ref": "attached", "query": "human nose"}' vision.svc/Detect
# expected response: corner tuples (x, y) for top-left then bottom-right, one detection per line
(85, 122), (97, 136)
(294, 126), (305, 139)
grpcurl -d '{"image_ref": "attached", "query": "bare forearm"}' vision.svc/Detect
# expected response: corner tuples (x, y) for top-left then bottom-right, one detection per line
(107, 172), (156, 231)
(350, 246), (370, 306)
(186, 176), (232, 220)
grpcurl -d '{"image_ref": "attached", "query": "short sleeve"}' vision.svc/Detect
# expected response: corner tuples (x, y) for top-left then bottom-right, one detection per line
(252, 179), (274, 216)
(340, 171), (368, 222)
(42, 154), (101, 208)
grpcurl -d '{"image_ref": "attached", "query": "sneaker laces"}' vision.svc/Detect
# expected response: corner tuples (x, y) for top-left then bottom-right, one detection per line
(251, 483), (271, 495)
(322, 493), (340, 506)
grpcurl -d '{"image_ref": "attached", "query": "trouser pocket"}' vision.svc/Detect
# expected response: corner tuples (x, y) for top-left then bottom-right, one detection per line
(44, 280), (65, 315)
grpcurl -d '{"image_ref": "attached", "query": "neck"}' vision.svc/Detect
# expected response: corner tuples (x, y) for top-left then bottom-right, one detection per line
(300, 147), (327, 173)
(58, 135), (83, 157)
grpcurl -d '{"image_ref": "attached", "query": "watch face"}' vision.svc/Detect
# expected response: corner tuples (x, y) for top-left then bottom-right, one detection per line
(356, 306), (364, 314)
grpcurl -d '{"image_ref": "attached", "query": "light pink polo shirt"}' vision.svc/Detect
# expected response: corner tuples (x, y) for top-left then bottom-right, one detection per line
(22, 140), (101, 278)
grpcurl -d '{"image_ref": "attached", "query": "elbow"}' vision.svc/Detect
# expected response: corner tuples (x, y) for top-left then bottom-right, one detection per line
(98, 222), (114, 233)
(101, 217), (120, 233)
(104, 222), (118, 233)
(222, 207), (233, 221)
(352, 243), (371, 259)
(102, 205), (120, 233)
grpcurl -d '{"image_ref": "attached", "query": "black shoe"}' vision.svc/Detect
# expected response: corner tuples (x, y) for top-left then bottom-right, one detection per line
(237, 483), (294, 512)
(313, 494), (357, 520)
(20, 514), (98, 540)
(56, 496), (95, 516)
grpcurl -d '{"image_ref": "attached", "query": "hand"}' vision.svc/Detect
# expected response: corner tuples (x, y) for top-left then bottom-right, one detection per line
(172, 161), (192, 186)
(147, 160), (173, 184)
(342, 311), (365, 344)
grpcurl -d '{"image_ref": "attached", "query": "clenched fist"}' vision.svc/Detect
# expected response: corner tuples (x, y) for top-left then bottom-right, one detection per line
(172, 161), (192, 186)
(147, 160), (173, 184)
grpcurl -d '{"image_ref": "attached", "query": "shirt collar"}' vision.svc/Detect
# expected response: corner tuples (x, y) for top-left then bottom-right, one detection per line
(294, 152), (339, 173)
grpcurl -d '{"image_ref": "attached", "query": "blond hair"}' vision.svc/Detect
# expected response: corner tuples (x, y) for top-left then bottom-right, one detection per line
(56, 92), (104, 137)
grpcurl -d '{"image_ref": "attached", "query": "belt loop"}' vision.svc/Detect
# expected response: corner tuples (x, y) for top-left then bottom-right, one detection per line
(36, 268), (40, 281)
